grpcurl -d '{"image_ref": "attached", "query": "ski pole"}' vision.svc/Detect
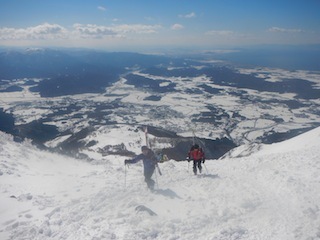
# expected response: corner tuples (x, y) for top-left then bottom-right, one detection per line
(124, 163), (130, 189)
(203, 162), (209, 174)
(154, 167), (159, 189)
(124, 164), (127, 189)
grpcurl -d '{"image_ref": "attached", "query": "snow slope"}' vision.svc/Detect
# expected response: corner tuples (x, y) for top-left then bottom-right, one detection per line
(1, 127), (320, 240)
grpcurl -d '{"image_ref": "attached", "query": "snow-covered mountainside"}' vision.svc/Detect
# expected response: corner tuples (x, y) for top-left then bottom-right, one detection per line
(1, 127), (320, 240)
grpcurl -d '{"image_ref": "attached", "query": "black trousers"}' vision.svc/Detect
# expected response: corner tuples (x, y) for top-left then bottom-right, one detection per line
(193, 160), (202, 174)
(144, 168), (155, 189)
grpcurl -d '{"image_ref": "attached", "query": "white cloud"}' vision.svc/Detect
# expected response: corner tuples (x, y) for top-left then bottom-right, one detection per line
(72, 23), (161, 39)
(179, 12), (196, 18)
(112, 24), (162, 34)
(171, 24), (184, 30)
(0, 22), (162, 42)
(73, 24), (117, 38)
(268, 27), (303, 33)
(0, 23), (67, 40)
(97, 6), (106, 11)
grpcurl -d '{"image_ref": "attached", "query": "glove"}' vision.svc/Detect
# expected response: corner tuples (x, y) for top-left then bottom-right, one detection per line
(202, 158), (205, 163)
(124, 159), (130, 165)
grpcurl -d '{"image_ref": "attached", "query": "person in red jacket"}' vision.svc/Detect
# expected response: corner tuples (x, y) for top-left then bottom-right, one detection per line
(188, 144), (205, 175)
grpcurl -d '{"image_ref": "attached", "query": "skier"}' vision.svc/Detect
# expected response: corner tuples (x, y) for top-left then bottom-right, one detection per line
(187, 144), (205, 175)
(124, 146), (158, 190)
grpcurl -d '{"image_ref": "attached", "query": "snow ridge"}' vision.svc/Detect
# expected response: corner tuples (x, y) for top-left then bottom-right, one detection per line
(1, 128), (320, 239)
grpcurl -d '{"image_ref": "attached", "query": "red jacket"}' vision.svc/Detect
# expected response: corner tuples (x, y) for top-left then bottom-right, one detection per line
(188, 148), (205, 161)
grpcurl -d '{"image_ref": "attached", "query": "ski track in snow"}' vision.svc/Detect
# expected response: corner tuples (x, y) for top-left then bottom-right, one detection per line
(1, 129), (320, 240)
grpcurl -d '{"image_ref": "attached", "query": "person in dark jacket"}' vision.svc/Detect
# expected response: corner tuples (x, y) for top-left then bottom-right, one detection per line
(125, 146), (158, 190)
(188, 144), (205, 175)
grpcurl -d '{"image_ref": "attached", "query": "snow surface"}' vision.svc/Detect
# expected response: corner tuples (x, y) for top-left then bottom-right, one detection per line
(1, 127), (320, 240)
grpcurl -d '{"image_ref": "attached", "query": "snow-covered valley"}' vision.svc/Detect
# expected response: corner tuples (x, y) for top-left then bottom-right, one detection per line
(1, 49), (320, 162)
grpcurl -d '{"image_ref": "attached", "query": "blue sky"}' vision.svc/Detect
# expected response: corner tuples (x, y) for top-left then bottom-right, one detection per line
(0, 0), (319, 51)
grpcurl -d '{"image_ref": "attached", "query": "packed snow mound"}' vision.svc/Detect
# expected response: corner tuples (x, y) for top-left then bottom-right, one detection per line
(222, 126), (320, 158)
(1, 129), (320, 240)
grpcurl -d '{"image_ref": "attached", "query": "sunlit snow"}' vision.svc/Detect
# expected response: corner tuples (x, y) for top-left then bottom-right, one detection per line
(1, 127), (319, 239)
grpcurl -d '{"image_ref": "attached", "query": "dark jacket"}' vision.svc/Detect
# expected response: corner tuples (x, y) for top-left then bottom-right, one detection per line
(127, 150), (158, 173)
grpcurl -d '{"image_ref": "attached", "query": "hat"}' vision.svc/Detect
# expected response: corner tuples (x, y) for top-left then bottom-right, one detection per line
(141, 146), (149, 151)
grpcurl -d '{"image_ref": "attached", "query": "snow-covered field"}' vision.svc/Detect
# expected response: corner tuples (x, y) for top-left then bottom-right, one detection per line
(1, 64), (320, 148)
(1, 126), (320, 240)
